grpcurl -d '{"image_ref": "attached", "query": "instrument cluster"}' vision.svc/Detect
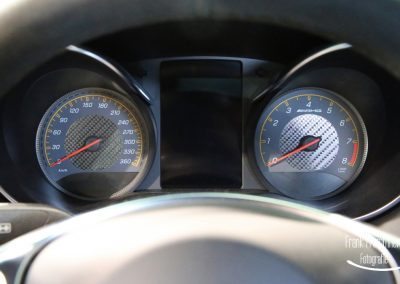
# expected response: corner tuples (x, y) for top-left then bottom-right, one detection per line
(0, 40), (398, 220)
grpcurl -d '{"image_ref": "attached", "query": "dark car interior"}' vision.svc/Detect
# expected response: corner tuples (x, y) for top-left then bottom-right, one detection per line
(0, 1), (400, 283)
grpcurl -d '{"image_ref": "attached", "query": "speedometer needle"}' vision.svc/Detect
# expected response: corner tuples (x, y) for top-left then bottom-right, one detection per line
(50, 138), (102, 168)
(267, 137), (321, 167)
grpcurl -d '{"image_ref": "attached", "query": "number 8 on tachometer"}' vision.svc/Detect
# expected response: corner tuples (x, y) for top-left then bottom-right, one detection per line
(254, 88), (368, 200)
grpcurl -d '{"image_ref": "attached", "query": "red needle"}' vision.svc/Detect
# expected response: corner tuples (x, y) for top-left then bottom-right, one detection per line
(267, 138), (321, 167)
(50, 138), (102, 168)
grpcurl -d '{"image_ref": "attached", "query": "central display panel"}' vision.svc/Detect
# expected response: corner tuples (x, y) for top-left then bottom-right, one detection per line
(160, 60), (242, 188)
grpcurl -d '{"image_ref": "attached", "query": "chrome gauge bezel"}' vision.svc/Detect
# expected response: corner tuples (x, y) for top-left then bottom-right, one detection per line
(35, 87), (155, 201)
(253, 87), (368, 200)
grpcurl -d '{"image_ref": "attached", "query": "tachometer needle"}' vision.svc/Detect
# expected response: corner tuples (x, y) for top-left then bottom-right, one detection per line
(267, 137), (321, 167)
(50, 138), (102, 168)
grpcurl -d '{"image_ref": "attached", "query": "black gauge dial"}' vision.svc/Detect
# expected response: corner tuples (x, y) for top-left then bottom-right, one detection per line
(36, 88), (153, 200)
(254, 88), (368, 200)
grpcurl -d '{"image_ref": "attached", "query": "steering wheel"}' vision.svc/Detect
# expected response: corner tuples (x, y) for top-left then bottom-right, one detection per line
(1, 1), (400, 283)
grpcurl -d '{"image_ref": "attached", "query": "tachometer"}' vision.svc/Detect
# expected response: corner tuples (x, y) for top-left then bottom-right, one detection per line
(254, 88), (368, 199)
(36, 88), (153, 200)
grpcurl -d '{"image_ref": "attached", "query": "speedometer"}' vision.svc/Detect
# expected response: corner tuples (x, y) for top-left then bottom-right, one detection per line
(36, 88), (153, 200)
(254, 88), (368, 200)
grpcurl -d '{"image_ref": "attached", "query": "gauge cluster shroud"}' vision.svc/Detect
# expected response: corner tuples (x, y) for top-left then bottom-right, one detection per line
(0, 27), (398, 219)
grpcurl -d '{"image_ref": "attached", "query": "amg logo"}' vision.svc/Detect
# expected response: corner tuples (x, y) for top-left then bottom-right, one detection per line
(297, 109), (322, 113)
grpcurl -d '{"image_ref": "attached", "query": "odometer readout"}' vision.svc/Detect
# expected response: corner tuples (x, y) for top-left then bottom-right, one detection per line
(254, 88), (368, 200)
(36, 88), (149, 200)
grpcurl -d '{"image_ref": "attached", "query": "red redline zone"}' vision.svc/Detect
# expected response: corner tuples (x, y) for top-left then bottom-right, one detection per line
(349, 142), (359, 167)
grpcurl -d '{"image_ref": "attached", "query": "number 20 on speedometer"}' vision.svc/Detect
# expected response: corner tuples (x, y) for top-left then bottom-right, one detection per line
(254, 88), (368, 200)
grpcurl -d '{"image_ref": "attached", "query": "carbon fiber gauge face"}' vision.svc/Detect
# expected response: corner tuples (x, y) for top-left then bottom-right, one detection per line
(254, 88), (368, 200)
(36, 88), (152, 200)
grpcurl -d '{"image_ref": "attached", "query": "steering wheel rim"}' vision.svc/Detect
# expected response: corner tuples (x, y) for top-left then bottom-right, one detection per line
(0, 193), (397, 283)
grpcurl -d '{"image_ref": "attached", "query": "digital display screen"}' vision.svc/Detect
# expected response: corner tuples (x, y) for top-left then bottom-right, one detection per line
(160, 60), (242, 188)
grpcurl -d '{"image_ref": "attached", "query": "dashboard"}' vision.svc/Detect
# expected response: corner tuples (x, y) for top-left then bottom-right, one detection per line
(0, 22), (399, 220)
